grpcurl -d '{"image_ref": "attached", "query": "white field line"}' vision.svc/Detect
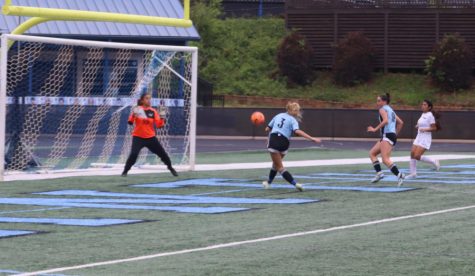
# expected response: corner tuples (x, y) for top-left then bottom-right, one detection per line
(15, 204), (475, 276)
(198, 136), (475, 144)
(194, 154), (475, 171)
(3, 154), (475, 182)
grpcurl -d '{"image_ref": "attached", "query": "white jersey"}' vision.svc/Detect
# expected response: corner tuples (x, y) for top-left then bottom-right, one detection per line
(417, 112), (436, 135)
(414, 112), (436, 149)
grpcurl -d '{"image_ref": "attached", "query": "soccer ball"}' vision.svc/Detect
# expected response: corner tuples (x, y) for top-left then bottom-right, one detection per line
(251, 111), (265, 126)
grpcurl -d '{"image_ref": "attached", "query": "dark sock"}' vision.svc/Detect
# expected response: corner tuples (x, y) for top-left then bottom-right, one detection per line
(389, 164), (400, 176)
(373, 161), (382, 173)
(168, 166), (178, 177)
(268, 169), (277, 184)
(281, 170), (297, 185)
(122, 162), (133, 175)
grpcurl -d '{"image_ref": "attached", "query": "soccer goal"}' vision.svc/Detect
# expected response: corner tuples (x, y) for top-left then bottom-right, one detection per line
(0, 34), (198, 180)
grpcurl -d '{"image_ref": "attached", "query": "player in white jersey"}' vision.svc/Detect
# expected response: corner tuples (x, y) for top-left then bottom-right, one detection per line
(367, 93), (405, 186)
(407, 100), (441, 178)
(262, 102), (321, 191)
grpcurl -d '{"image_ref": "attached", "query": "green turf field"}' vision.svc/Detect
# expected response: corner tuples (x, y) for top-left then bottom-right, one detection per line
(1, 149), (474, 276)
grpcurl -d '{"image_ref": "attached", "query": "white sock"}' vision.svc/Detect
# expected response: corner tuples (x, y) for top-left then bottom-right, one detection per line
(420, 156), (437, 166)
(410, 159), (417, 175)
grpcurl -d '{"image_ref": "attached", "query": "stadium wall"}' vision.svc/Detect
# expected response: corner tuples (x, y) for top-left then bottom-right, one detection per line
(197, 108), (475, 140)
(6, 106), (472, 139)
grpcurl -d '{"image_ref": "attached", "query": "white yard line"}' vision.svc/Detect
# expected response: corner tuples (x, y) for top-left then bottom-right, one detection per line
(15, 204), (475, 276)
(194, 154), (475, 171)
(3, 154), (475, 181)
(198, 136), (475, 143)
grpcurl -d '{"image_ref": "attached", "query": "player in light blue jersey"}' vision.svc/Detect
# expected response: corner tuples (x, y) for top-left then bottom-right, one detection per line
(263, 102), (321, 191)
(367, 93), (405, 186)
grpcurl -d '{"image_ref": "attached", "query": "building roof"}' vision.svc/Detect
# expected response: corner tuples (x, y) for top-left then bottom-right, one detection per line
(0, 0), (200, 41)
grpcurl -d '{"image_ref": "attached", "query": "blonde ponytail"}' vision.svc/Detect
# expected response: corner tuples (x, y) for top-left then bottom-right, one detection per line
(286, 101), (302, 121)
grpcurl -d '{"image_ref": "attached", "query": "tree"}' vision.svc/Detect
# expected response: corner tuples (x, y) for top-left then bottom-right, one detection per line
(276, 32), (315, 86)
(425, 33), (473, 91)
(333, 32), (375, 86)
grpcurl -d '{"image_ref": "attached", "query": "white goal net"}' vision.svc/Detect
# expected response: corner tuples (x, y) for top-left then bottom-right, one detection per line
(0, 34), (197, 179)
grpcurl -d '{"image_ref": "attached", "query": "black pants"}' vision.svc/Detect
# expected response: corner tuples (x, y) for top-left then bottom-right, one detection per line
(123, 136), (172, 174)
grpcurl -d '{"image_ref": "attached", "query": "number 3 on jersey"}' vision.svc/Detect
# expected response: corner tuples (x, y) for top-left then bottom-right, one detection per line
(277, 118), (286, 128)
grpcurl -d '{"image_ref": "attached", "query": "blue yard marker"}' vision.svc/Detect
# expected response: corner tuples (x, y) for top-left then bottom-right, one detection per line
(133, 178), (417, 192)
(0, 269), (72, 276)
(0, 198), (249, 214)
(34, 190), (317, 204)
(297, 173), (475, 185)
(0, 207), (70, 215)
(0, 230), (37, 238)
(0, 217), (143, 227)
(442, 164), (475, 169)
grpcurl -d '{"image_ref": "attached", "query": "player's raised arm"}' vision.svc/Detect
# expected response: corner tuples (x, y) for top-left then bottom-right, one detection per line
(295, 129), (321, 144)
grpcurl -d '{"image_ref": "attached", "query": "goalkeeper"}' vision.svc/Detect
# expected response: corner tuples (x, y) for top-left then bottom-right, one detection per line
(121, 93), (178, 177)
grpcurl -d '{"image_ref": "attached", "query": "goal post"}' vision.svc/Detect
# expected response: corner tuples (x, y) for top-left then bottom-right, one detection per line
(2, 0), (192, 28)
(0, 34), (198, 181)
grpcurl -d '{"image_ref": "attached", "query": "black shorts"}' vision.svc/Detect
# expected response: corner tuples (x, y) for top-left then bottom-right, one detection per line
(267, 133), (290, 154)
(381, 133), (397, 146)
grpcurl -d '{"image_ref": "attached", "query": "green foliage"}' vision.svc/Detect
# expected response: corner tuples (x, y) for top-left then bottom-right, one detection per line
(425, 33), (473, 92)
(276, 32), (315, 86)
(190, 0), (287, 95)
(189, 3), (472, 106)
(333, 31), (375, 86)
(195, 18), (287, 95)
(190, 0), (222, 48)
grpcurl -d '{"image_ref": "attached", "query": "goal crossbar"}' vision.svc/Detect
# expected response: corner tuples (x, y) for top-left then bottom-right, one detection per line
(2, 0), (192, 27)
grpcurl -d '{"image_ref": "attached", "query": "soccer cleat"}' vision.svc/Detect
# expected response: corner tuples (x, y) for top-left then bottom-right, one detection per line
(262, 181), (270, 189)
(295, 183), (304, 192)
(397, 173), (405, 187)
(405, 173), (417, 180)
(168, 167), (178, 177)
(434, 159), (441, 171)
(371, 172), (385, 183)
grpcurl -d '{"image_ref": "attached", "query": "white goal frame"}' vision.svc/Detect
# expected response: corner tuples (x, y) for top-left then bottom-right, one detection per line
(0, 34), (198, 181)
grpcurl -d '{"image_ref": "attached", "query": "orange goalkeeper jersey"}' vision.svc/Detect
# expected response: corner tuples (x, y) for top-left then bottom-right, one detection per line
(128, 106), (165, 138)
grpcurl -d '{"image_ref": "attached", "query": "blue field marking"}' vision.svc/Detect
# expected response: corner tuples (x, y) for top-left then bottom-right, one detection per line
(442, 164), (475, 169)
(191, 188), (258, 196)
(297, 173), (475, 185)
(0, 198), (249, 214)
(360, 169), (475, 175)
(0, 207), (71, 215)
(302, 185), (416, 192)
(34, 190), (318, 204)
(0, 217), (143, 227)
(134, 178), (257, 189)
(0, 269), (72, 276)
(0, 230), (37, 238)
(302, 172), (475, 180)
(133, 178), (416, 192)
